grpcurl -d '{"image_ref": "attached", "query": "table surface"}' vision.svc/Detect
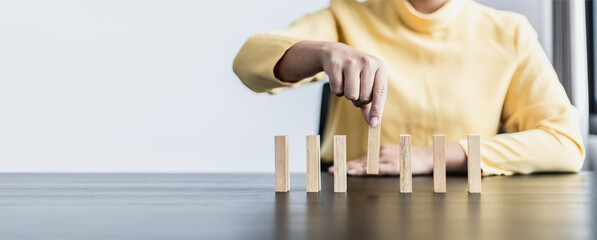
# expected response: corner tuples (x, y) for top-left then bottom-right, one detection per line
(0, 172), (595, 240)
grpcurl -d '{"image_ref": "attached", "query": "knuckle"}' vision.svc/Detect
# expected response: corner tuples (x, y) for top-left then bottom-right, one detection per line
(378, 59), (387, 69)
(374, 87), (387, 96)
(328, 58), (341, 69)
(374, 59), (385, 69)
(345, 58), (357, 66)
(359, 56), (371, 65)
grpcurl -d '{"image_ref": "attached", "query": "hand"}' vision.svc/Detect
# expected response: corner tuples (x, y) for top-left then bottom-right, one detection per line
(319, 42), (387, 127)
(274, 41), (387, 127)
(327, 144), (434, 176)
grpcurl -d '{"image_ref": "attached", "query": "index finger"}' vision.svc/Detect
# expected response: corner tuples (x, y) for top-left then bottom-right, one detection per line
(366, 65), (387, 127)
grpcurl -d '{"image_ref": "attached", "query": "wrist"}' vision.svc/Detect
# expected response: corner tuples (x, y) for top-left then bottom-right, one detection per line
(275, 41), (327, 82)
(312, 41), (335, 68)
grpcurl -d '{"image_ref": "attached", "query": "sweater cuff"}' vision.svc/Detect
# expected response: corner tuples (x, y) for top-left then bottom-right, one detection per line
(457, 139), (514, 176)
(235, 33), (326, 94)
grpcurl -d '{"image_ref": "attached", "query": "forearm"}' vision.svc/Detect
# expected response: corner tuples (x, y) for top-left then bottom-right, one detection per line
(274, 41), (326, 82)
(474, 129), (584, 174)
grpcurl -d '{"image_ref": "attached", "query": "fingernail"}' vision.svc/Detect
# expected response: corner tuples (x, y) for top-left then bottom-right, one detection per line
(370, 117), (379, 127)
(348, 169), (357, 175)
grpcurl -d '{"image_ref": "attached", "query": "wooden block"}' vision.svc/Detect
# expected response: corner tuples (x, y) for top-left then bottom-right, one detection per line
(399, 134), (412, 193)
(275, 135), (289, 192)
(433, 134), (446, 193)
(467, 134), (482, 193)
(367, 123), (381, 174)
(306, 135), (321, 192)
(334, 135), (347, 193)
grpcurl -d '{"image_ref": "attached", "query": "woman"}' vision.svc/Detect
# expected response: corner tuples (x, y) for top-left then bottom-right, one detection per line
(233, 0), (584, 176)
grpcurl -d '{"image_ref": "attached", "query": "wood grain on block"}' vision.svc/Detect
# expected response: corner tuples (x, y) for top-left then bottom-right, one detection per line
(433, 135), (446, 193)
(275, 135), (289, 192)
(399, 134), (412, 193)
(306, 135), (321, 192)
(334, 135), (347, 193)
(367, 124), (381, 174)
(467, 134), (482, 193)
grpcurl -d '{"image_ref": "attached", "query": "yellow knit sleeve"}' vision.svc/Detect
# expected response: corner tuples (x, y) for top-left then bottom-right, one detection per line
(459, 16), (585, 176)
(232, 8), (338, 94)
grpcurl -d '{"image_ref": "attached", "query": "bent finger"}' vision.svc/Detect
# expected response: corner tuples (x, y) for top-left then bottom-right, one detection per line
(355, 66), (375, 107)
(343, 68), (360, 101)
(378, 162), (400, 175)
(360, 104), (371, 125)
(347, 157), (365, 169)
(325, 64), (344, 96)
(347, 165), (367, 176)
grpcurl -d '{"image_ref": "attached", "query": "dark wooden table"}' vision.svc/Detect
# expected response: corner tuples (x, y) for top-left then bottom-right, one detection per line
(0, 172), (595, 240)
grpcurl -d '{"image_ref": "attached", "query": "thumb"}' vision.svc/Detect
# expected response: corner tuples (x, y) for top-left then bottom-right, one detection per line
(360, 103), (372, 125)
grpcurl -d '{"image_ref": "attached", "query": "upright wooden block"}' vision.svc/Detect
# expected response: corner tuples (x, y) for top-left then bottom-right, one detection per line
(334, 135), (347, 193)
(399, 134), (412, 193)
(306, 135), (321, 192)
(275, 135), (289, 192)
(467, 134), (482, 193)
(367, 123), (381, 174)
(433, 135), (446, 193)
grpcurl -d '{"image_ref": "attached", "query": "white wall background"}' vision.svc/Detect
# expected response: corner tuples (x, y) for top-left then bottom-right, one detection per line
(0, 0), (552, 173)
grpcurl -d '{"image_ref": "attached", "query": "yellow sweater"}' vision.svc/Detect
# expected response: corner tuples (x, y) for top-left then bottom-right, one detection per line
(233, 0), (585, 175)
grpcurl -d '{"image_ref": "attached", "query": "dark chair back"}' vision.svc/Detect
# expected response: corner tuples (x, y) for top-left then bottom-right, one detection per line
(318, 83), (331, 137)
